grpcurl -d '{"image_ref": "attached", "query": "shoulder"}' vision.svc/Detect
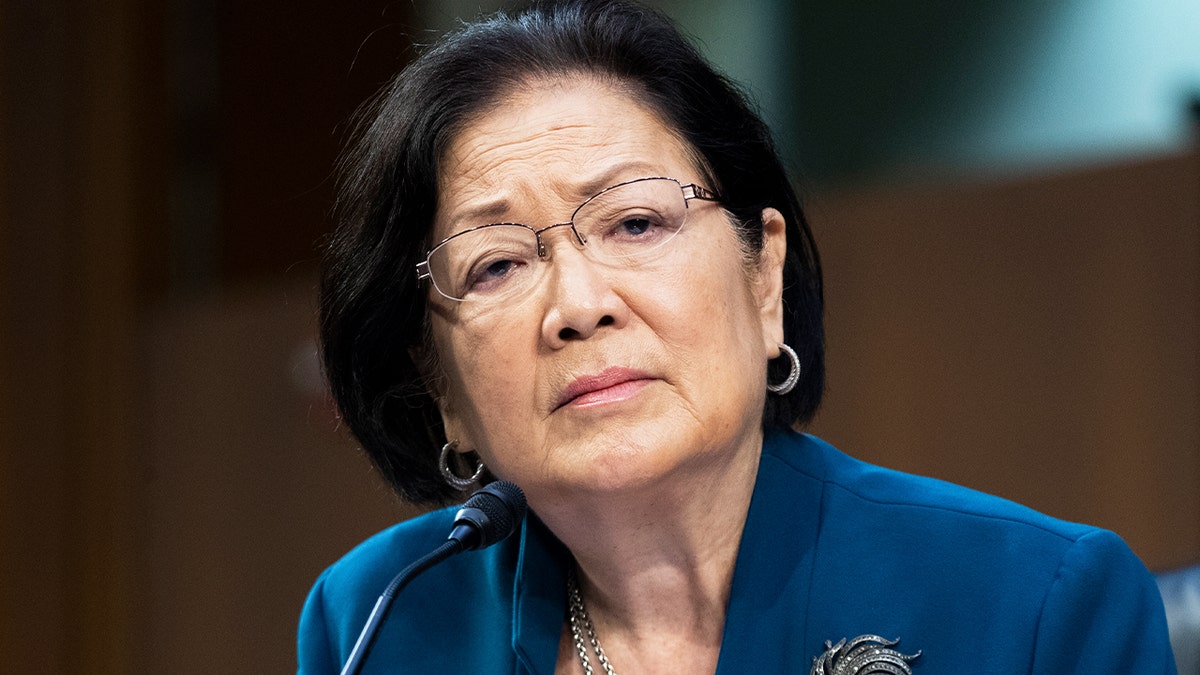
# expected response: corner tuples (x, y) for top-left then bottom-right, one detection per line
(317, 506), (457, 610)
(765, 429), (1095, 544)
(297, 506), (457, 673)
(761, 429), (1175, 672)
(298, 505), (527, 674)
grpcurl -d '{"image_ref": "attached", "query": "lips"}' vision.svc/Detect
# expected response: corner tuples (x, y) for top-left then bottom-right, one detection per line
(555, 366), (655, 410)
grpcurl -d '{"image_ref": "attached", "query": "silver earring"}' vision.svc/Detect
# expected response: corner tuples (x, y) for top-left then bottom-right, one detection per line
(439, 441), (485, 490)
(767, 343), (800, 395)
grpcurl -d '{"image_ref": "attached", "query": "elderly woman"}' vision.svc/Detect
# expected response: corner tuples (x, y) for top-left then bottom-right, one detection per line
(298, 1), (1175, 673)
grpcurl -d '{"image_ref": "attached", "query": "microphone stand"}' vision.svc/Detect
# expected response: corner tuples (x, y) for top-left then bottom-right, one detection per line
(340, 539), (464, 675)
(337, 479), (526, 675)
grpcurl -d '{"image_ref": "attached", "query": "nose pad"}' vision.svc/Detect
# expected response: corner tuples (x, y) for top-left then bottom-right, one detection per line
(534, 221), (586, 259)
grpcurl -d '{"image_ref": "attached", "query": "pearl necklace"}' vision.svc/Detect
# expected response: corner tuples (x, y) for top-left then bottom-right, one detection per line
(567, 568), (619, 675)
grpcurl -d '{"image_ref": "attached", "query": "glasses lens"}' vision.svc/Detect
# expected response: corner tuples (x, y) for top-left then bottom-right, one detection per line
(428, 224), (539, 301)
(424, 179), (697, 304)
(573, 178), (689, 265)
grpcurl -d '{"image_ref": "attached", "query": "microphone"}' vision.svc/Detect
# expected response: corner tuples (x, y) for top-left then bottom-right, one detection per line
(448, 480), (528, 550)
(340, 481), (527, 675)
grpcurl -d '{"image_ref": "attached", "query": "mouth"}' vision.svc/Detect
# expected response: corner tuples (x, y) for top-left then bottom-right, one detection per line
(555, 367), (655, 410)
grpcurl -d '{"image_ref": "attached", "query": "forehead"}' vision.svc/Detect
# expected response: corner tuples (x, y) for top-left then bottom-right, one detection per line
(433, 77), (702, 236)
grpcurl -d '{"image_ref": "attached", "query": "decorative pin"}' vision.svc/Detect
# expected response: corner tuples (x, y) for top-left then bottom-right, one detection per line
(810, 635), (921, 675)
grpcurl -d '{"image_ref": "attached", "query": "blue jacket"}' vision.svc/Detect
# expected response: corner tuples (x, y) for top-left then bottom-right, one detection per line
(298, 430), (1176, 673)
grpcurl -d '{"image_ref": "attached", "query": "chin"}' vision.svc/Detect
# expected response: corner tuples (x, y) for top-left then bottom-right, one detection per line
(576, 435), (717, 495)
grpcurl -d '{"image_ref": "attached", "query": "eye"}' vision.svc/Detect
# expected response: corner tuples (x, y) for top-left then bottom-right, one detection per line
(438, 223), (538, 299)
(602, 209), (674, 245)
(465, 255), (524, 294)
(618, 216), (654, 236)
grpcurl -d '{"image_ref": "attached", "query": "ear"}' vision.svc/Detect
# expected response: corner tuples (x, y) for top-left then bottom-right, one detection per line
(417, 347), (474, 457)
(755, 207), (787, 358)
(433, 390), (475, 457)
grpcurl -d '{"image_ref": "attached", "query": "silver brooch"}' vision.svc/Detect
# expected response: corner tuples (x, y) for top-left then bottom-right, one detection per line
(810, 635), (921, 675)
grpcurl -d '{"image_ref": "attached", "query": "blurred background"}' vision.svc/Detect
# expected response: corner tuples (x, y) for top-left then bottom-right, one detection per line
(1, 0), (1197, 672)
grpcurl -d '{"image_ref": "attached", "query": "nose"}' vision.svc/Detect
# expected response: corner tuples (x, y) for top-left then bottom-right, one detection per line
(540, 244), (629, 348)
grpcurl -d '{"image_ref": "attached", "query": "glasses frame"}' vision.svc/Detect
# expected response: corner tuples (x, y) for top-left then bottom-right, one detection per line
(415, 176), (721, 302)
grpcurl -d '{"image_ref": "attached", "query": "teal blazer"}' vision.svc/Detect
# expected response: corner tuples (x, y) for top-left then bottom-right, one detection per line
(298, 430), (1176, 673)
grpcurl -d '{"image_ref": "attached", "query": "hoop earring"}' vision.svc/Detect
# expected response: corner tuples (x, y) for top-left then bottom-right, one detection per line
(767, 343), (800, 395)
(440, 441), (485, 490)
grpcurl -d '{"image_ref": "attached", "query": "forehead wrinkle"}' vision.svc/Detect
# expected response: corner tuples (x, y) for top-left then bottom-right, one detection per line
(436, 80), (704, 238)
(449, 120), (609, 182)
(453, 122), (656, 195)
(441, 129), (628, 228)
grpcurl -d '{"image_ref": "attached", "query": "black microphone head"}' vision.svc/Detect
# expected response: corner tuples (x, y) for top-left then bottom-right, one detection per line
(450, 480), (527, 550)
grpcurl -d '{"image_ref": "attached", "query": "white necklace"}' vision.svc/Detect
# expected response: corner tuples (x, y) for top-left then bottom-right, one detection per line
(567, 568), (619, 675)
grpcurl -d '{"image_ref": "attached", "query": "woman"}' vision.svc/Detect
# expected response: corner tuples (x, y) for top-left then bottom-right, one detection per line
(299, 1), (1176, 672)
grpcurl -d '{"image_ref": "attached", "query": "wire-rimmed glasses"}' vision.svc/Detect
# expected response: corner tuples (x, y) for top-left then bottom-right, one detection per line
(415, 177), (720, 304)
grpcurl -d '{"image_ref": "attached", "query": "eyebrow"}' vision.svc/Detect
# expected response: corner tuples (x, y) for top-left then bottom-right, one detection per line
(572, 160), (662, 198)
(451, 199), (515, 227)
(445, 160), (668, 229)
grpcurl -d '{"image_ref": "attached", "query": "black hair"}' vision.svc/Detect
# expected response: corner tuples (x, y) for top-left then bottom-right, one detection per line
(320, 0), (824, 505)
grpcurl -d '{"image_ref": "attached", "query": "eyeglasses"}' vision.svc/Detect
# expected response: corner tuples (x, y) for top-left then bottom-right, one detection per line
(416, 176), (720, 304)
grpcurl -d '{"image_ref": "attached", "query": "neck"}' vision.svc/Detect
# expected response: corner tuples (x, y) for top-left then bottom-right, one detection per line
(541, 428), (763, 671)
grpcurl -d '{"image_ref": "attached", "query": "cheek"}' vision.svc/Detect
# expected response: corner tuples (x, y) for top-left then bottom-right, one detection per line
(442, 334), (505, 398)
(650, 245), (763, 348)
(433, 317), (543, 436)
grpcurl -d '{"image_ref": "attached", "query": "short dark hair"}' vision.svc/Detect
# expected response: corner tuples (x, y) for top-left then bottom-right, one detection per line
(320, 0), (825, 505)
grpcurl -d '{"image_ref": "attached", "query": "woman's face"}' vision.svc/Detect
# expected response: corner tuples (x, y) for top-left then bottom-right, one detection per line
(428, 77), (786, 509)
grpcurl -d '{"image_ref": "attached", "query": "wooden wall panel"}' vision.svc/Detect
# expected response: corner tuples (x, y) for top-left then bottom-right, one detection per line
(0, 0), (74, 658)
(0, 0), (156, 671)
(1, 1), (411, 670)
(807, 153), (1200, 571)
(140, 280), (409, 674)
